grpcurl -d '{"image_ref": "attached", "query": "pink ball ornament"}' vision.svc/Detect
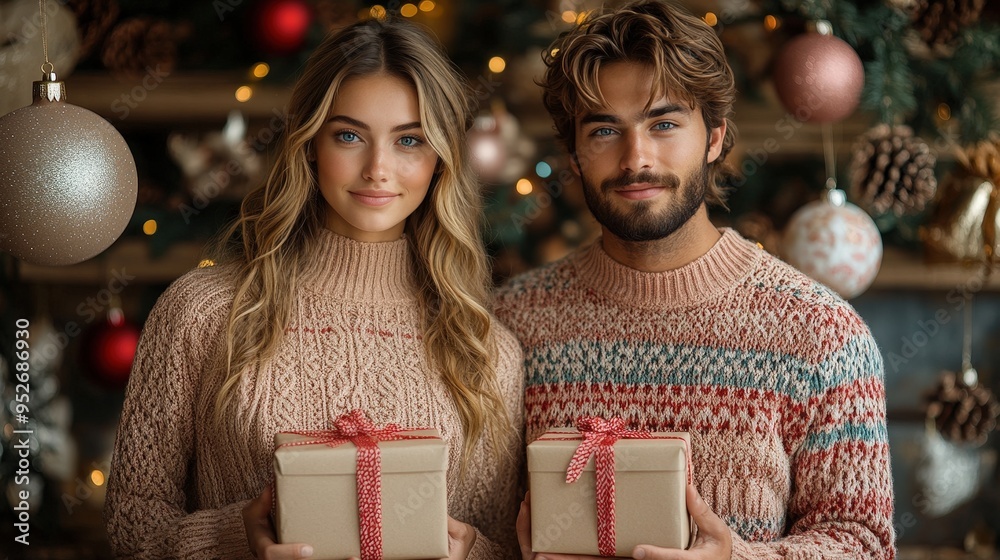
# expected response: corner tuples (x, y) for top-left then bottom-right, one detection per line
(782, 189), (883, 299)
(772, 25), (865, 123)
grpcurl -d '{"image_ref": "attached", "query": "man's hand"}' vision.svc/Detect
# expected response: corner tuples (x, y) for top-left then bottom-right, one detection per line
(631, 485), (732, 560)
(242, 484), (314, 559)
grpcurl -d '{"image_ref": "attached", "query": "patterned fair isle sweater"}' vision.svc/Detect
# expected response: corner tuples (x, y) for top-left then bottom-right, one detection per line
(494, 228), (895, 560)
(105, 229), (524, 559)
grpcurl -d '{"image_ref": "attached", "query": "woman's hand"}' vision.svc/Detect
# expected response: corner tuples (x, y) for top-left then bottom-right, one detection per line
(443, 516), (477, 560)
(242, 484), (314, 559)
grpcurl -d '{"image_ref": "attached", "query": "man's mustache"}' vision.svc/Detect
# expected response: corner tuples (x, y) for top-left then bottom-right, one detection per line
(601, 171), (680, 192)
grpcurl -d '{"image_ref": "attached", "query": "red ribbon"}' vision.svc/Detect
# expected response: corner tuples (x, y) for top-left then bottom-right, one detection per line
(547, 417), (691, 557)
(275, 410), (436, 560)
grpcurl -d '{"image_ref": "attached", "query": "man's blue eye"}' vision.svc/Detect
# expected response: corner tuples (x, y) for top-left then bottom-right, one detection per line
(594, 128), (613, 137)
(655, 122), (675, 130)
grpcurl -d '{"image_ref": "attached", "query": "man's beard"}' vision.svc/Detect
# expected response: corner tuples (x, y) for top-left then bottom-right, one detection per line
(581, 161), (709, 242)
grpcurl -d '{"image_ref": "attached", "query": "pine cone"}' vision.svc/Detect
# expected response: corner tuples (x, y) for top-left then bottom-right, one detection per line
(101, 17), (177, 79)
(849, 124), (938, 216)
(66, 0), (120, 60)
(926, 370), (1000, 446)
(911, 0), (985, 48)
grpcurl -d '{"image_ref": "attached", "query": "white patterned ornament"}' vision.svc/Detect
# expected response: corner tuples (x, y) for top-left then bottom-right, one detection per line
(782, 189), (883, 299)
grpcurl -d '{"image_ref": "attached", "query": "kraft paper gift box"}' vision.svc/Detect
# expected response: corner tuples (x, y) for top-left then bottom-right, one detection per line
(273, 411), (449, 560)
(528, 420), (691, 556)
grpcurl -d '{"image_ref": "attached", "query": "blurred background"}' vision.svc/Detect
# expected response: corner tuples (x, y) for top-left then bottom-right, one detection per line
(1, 0), (999, 557)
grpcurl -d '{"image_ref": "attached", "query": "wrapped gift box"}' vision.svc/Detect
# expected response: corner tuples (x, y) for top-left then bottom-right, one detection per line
(528, 426), (691, 556)
(273, 423), (449, 560)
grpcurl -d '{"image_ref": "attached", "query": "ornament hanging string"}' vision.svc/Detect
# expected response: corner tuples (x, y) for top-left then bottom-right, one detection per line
(815, 21), (843, 190)
(822, 122), (837, 191)
(39, 0), (53, 73)
(962, 292), (975, 385)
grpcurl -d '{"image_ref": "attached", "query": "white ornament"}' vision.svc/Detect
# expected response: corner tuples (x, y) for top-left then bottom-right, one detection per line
(783, 189), (883, 299)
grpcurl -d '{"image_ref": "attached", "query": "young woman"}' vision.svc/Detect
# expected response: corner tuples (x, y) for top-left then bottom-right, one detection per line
(105, 17), (523, 560)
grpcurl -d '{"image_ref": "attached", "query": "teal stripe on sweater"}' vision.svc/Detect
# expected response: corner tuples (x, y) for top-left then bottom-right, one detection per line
(803, 422), (889, 450)
(524, 335), (882, 401)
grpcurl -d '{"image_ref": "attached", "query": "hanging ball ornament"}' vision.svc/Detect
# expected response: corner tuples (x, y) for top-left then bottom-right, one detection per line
(81, 307), (140, 390)
(252, 0), (314, 56)
(782, 186), (883, 299)
(772, 21), (865, 123)
(0, 72), (137, 265)
(468, 115), (509, 183)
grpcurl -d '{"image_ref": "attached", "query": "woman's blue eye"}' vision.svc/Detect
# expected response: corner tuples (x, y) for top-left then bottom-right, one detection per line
(337, 131), (358, 143)
(399, 136), (421, 147)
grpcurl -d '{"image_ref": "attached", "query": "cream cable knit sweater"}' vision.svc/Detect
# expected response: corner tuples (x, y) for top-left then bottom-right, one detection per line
(105, 229), (524, 559)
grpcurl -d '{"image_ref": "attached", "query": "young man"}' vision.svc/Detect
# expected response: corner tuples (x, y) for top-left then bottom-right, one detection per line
(495, 2), (895, 559)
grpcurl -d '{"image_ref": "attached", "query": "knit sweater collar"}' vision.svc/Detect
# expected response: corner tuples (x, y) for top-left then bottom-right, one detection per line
(573, 228), (762, 308)
(299, 228), (419, 301)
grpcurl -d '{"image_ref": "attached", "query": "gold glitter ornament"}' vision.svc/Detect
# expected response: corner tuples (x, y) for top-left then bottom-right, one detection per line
(0, 71), (137, 265)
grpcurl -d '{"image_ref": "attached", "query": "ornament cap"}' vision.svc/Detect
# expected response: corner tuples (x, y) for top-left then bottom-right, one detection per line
(825, 187), (847, 206)
(32, 72), (66, 104)
(809, 20), (834, 36)
(962, 366), (979, 388)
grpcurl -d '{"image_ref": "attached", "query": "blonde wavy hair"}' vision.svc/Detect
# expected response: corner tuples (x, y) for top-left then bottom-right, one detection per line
(209, 18), (510, 466)
(540, 0), (738, 206)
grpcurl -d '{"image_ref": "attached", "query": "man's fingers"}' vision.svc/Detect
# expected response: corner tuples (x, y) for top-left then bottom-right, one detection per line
(624, 486), (735, 560)
(685, 484), (729, 542)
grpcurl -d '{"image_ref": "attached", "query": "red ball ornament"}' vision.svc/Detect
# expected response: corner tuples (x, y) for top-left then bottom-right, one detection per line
(772, 27), (864, 123)
(81, 311), (141, 390)
(252, 0), (313, 56)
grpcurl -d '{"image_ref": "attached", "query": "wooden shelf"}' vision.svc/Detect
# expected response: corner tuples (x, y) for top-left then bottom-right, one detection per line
(870, 247), (1000, 291)
(16, 238), (208, 285)
(64, 72), (292, 126)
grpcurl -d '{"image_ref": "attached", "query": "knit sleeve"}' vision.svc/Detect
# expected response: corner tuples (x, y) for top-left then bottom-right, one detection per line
(729, 332), (895, 560)
(104, 270), (252, 559)
(461, 326), (526, 560)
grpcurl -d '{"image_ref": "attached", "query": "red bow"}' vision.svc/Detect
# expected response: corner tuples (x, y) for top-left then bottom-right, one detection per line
(276, 410), (435, 560)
